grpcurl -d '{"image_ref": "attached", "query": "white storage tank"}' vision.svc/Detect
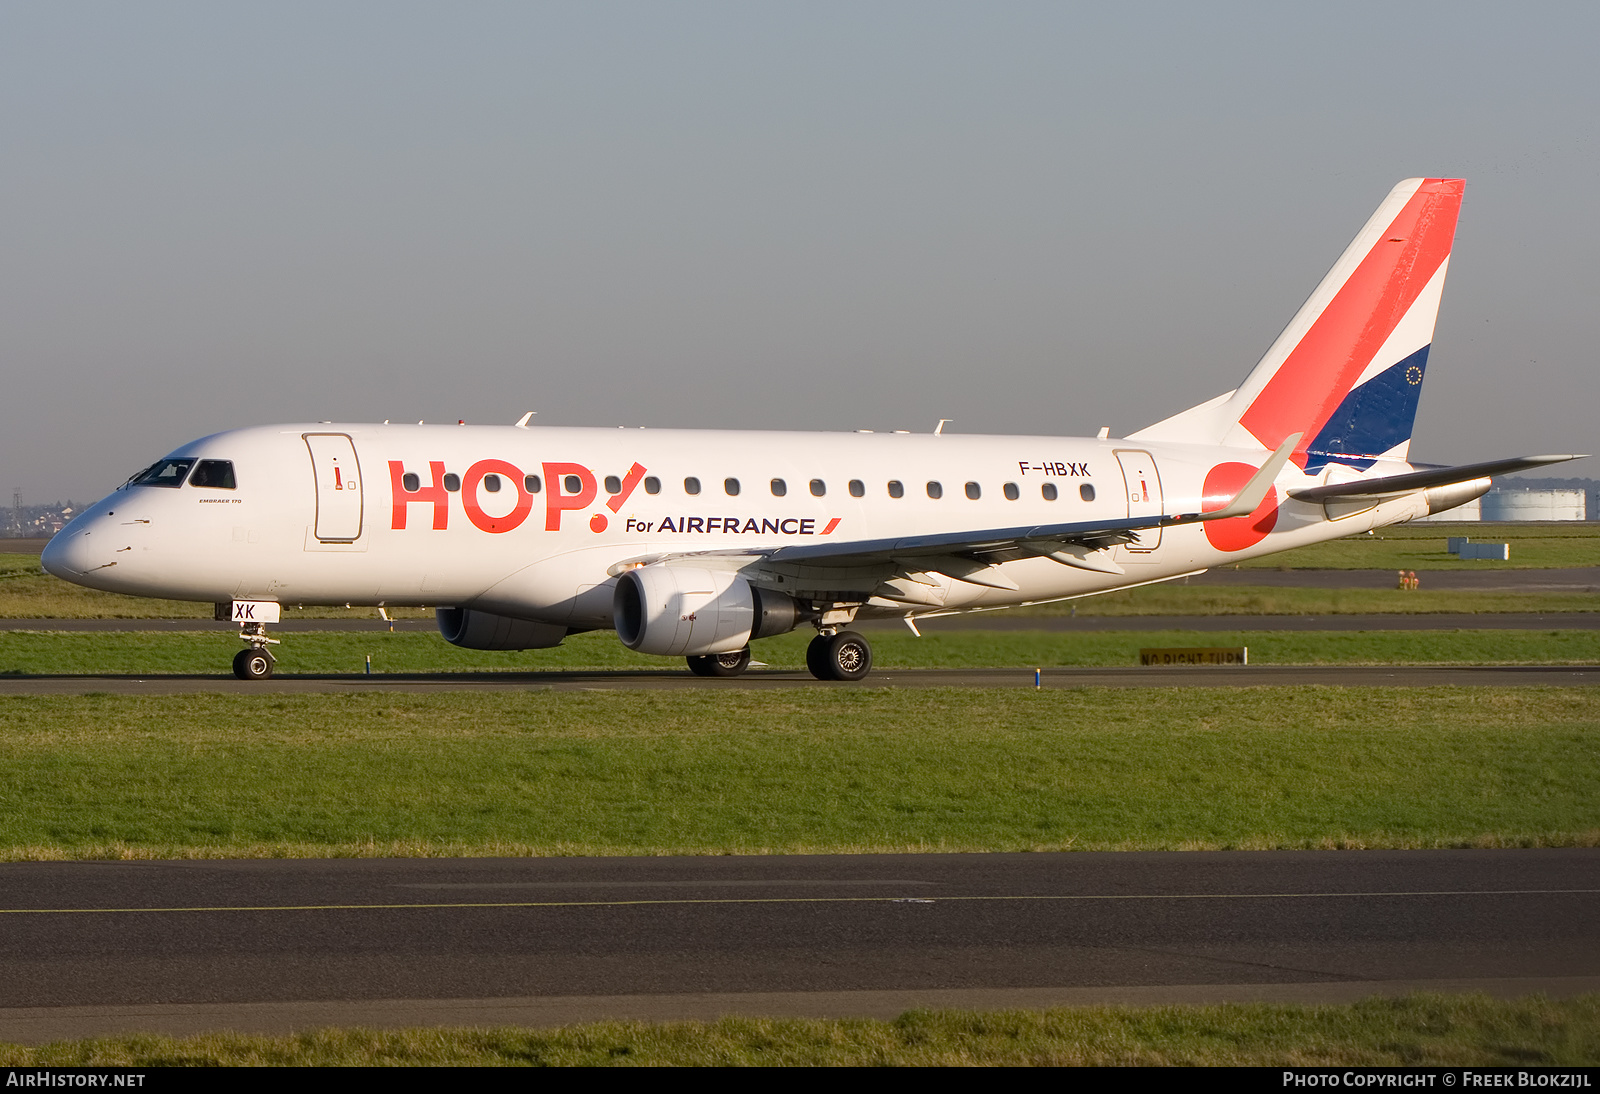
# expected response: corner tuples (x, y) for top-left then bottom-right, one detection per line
(1479, 488), (1586, 521)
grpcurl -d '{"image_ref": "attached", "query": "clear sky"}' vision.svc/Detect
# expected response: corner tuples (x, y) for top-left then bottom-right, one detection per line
(4, 2), (1597, 501)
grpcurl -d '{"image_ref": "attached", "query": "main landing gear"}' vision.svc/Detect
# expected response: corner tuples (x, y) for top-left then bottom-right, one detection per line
(232, 621), (279, 680)
(806, 630), (872, 682)
(686, 648), (752, 677)
(681, 630), (874, 681)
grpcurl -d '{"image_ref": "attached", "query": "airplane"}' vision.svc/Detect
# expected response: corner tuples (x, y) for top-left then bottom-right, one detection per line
(41, 177), (1582, 681)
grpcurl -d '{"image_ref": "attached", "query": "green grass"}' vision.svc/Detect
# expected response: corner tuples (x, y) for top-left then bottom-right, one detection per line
(0, 554), (428, 620)
(1238, 522), (1600, 570)
(4, 995), (1597, 1065)
(17, 567), (1600, 619)
(1024, 583), (1600, 616)
(2, 626), (1597, 676)
(0, 687), (1595, 859)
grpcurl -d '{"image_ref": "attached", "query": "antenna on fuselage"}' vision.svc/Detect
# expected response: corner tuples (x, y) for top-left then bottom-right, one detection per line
(515, 412), (536, 428)
(934, 419), (952, 435)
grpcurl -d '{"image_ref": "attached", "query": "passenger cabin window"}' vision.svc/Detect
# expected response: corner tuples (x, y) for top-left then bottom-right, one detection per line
(524, 475), (542, 493)
(848, 479), (864, 498)
(684, 477), (701, 495)
(771, 478), (787, 497)
(887, 480), (904, 498)
(483, 474), (502, 493)
(189, 460), (236, 490)
(563, 475), (583, 494)
(644, 476), (660, 494)
(1080, 483), (1096, 502)
(128, 458), (194, 488)
(926, 481), (943, 499)
(604, 475), (622, 494)
(1003, 482), (1019, 501)
(444, 473), (461, 492)
(403, 472), (421, 492)
(725, 478), (740, 496)
(1042, 483), (1058, 501)
(810, 479), (826, 497)
(965, 482), (981, 500)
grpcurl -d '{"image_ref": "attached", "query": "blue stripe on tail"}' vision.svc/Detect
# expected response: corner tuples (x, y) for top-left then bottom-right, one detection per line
(1303, 345), (1429, 473)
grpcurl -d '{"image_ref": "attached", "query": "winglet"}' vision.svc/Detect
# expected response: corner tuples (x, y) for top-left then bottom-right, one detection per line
(1208, 433), (1301, 520)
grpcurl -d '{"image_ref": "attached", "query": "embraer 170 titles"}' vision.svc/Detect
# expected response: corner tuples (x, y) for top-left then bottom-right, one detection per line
(43, 179), (1581, 680)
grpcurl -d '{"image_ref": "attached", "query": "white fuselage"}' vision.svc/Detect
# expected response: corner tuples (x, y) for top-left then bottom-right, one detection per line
(44, 422), (1443, 631)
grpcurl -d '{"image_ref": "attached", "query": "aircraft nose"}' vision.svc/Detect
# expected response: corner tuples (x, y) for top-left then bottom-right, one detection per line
(41, 526), (104, 579)
(41, 530), (83, 578)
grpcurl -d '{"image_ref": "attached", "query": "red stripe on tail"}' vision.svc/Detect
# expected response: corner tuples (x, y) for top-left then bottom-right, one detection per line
(1238, 179), (1462, 465)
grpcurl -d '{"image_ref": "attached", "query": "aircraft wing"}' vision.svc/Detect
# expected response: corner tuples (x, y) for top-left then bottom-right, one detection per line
(1286, 454), (1584, 503)
(610, 436), (1301, 588)
(615, 511), (1202, 588)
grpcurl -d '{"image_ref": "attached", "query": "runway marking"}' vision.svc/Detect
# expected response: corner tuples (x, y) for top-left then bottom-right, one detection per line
(2, 888), (1595, 916)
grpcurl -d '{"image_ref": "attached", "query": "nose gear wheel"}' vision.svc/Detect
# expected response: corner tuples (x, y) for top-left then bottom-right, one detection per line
(233, 648), (275, 680)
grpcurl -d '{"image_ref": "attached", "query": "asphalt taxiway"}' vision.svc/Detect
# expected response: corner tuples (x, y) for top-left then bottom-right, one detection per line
(0, 849), (1594, 1043)
(1, 664), (1598, 695)
(1191, 567), (1600, 590)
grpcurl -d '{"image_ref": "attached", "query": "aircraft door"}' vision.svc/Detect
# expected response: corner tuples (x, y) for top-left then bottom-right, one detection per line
(304, 433), (364, 543)
(1114, 449), (1163, 552)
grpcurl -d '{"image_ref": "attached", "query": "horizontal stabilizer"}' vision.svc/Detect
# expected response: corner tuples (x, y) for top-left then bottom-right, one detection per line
(1287, 455), (1585, 503)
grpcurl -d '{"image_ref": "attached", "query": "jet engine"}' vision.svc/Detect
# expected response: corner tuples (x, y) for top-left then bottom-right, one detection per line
(1424, 478), (1492, 516)
(613, 566), (807, 656)
(436, 607), (569, 650)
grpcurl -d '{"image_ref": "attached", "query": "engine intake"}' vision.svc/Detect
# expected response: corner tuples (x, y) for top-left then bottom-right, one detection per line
(614, 566), (806, 655)
(436, 608), (569, 650)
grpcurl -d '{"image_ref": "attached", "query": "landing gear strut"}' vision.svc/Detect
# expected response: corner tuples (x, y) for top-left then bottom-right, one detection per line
(806, 630), (872, 681)
(686, 648), (752, 677)
(232, 620), (278, 680)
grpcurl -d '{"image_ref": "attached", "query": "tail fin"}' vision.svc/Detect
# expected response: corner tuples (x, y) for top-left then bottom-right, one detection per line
(1131, 178), (1464, 470)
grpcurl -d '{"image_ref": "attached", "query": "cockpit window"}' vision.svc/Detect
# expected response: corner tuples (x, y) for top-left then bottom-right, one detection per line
(126, 458), (195, 488)
(188, 460), (236, 489)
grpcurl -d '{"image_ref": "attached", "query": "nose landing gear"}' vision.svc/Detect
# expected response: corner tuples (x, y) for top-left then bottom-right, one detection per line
(218, 600), (282, 680)
(232, 645), (275, 680)
(233, 621), (279, 679)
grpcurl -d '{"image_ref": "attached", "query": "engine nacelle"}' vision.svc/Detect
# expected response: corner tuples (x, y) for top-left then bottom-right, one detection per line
(436, 608), (569, 651)
(613, 566), (806, 656)
(1424, 477), (1492, 516)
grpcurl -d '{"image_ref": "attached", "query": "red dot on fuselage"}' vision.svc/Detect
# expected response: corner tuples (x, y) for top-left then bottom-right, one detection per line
(1201, 462), (1278, 552)
(589, 513), (608, 533)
